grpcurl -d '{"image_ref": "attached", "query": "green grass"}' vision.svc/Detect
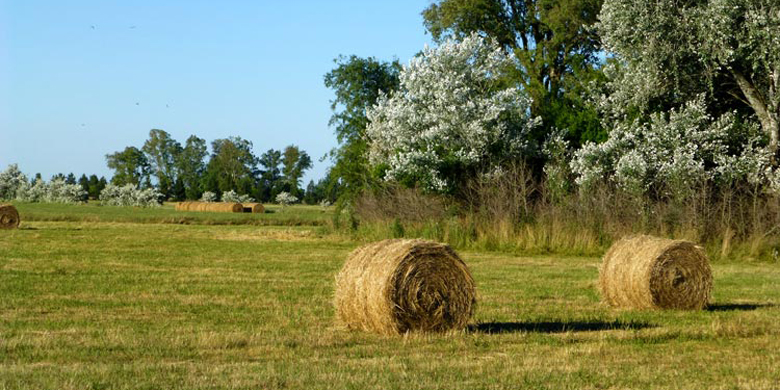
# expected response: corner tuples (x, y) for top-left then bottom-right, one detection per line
(1, 204), (779, 389)
(13, 202), (333, 226)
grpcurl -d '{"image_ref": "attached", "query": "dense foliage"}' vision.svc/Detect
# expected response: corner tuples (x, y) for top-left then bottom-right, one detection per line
(366, 34), (538, 193)
(422, 0), (606, 144)
(324, 56), (401, 199)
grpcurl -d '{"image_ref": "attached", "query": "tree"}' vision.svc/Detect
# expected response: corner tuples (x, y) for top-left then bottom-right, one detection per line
(78, 174), (89, 196)
(281, 145), (313, 198)
(366, 34), (538, 193)
(324, 55), (401, 198)
(422, 0), (605, 144)
(0, 164), (28, 200)
(598, 0), (780, 157)
(203, 137), (257, 196)
(142, 129), (182, 197)
(105, 146), (150, 187)
(65, 173), (77, 185)
(177, 135), (208, 200)
(258, 149), (283, 202)
(171, 177), (186, 201)
(87, 174), (102, 199)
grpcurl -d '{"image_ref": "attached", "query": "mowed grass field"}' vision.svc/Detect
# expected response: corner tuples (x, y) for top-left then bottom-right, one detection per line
(1, 204), (779, 389)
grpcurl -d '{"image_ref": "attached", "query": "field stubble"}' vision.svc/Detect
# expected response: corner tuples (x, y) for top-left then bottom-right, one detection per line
(0, 204), (778, 389)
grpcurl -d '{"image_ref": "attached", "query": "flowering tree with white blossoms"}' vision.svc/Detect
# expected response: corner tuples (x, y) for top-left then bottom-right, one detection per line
(199, 191), (217, 202)
(572, 96), (780, 198)
(1, 165), (85, 203)
(0, 164), (29, 200)
(598, 0), (780, 156)
(575, 0), (780, 198)
(221, 190), (254, 203)
(366, 33), (538, 193)
(275, 191), (298, 206)
(99, 184), (162, 207)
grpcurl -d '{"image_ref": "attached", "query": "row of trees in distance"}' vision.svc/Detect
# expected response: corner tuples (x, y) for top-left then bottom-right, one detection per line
(105, 130), (336, 204)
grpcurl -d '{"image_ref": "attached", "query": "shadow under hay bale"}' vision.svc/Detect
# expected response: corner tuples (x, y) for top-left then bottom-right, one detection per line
(599, 235), (712, 310)
(0, 204), (20, 229)
(469, 319), (655, 334)
(334, 239), (476, 335)
(175, 202), (243, 213)
(241, 203), (264, 213)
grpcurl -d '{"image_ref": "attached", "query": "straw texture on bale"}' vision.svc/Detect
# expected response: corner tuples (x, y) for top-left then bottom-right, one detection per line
(175, 202), (243, 213)
(0, 204), (20, 229)
(241, 203), (265, 213)
(334, 239), (476, 335)
(599, 235), (712, 310)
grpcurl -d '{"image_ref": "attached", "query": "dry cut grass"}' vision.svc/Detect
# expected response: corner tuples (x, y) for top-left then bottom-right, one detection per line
(0, 220), (779, 389)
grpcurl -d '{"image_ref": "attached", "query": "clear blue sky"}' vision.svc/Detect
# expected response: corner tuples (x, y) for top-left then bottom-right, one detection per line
(0, 0), (432, 184)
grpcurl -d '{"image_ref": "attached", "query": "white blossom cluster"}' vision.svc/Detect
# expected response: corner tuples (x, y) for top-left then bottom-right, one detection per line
(99, 184), (162, 207)
(0, 164), (29, 200)
(366, 33), (538, 192)
(221, 190), (254, 203)
(275, 191), (298, 206)
(0, 164), (85, 204)
(16, 178), (87, 204)
(199, 191), (217, 202)
(572, 96), (780, 196)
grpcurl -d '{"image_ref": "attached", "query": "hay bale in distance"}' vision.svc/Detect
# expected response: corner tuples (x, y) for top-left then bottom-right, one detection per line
(334, 239), (476, 335)
(599, 235), (712, 310)
(0, 204), (20, 229)
(242, 203), (265, 213)
(175, 202), (243, 213)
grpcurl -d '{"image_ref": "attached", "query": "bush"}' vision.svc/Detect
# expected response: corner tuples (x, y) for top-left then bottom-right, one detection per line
(221, 190), (254, 203)
(572, 96), (780, 199)
(0, 164), (29, 200)
(366, 33), (539, 193)
(99, 184), (162, 207)
(200, 191), (217, 202)
(275, 191), (298, 206)
(1, 165), (86, 204)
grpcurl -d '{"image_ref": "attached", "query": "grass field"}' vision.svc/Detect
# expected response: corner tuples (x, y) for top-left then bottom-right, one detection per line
(1, 204), (779, 389)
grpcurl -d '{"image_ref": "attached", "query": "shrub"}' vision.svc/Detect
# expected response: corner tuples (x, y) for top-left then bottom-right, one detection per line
(99, 184), (162, 207)
(200, 191), (217, 202)
(366, 33), (539, 193)
(275, 191), (298, 206)
(0, 164), (29, 200)
(221, 190), (254, 203)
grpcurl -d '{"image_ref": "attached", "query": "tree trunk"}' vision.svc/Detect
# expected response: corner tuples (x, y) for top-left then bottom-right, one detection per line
(732, 69), (779, 158)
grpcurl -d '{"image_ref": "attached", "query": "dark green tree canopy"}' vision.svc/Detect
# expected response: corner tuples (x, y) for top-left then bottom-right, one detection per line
(324, 55), (402, 198)
(282, 145), (313, 198)
(105, 146), (150, 187)
(177, 135), (208, 200)
(204, 137), (257, 195)
(142, 129), (182, 196)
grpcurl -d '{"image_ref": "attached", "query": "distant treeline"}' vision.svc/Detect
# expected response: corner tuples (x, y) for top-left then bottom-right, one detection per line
(104, 129), (339, 204)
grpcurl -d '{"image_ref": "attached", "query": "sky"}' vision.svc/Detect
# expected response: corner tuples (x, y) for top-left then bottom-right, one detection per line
(0, 0), (432, 184)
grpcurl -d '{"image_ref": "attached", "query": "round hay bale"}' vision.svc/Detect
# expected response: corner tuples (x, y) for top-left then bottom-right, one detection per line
(599, 235), (712, 310)
(242, 203), (264, 213)
(0, 204), (20, 229)
(334, 239), (476, 335)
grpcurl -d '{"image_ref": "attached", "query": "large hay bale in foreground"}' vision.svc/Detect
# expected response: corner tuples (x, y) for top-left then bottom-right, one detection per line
(241, 203), (264, 213)
(335, 239), (476, 335)
(0, 204), (20, 229)
(599, 235), (712, 310)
